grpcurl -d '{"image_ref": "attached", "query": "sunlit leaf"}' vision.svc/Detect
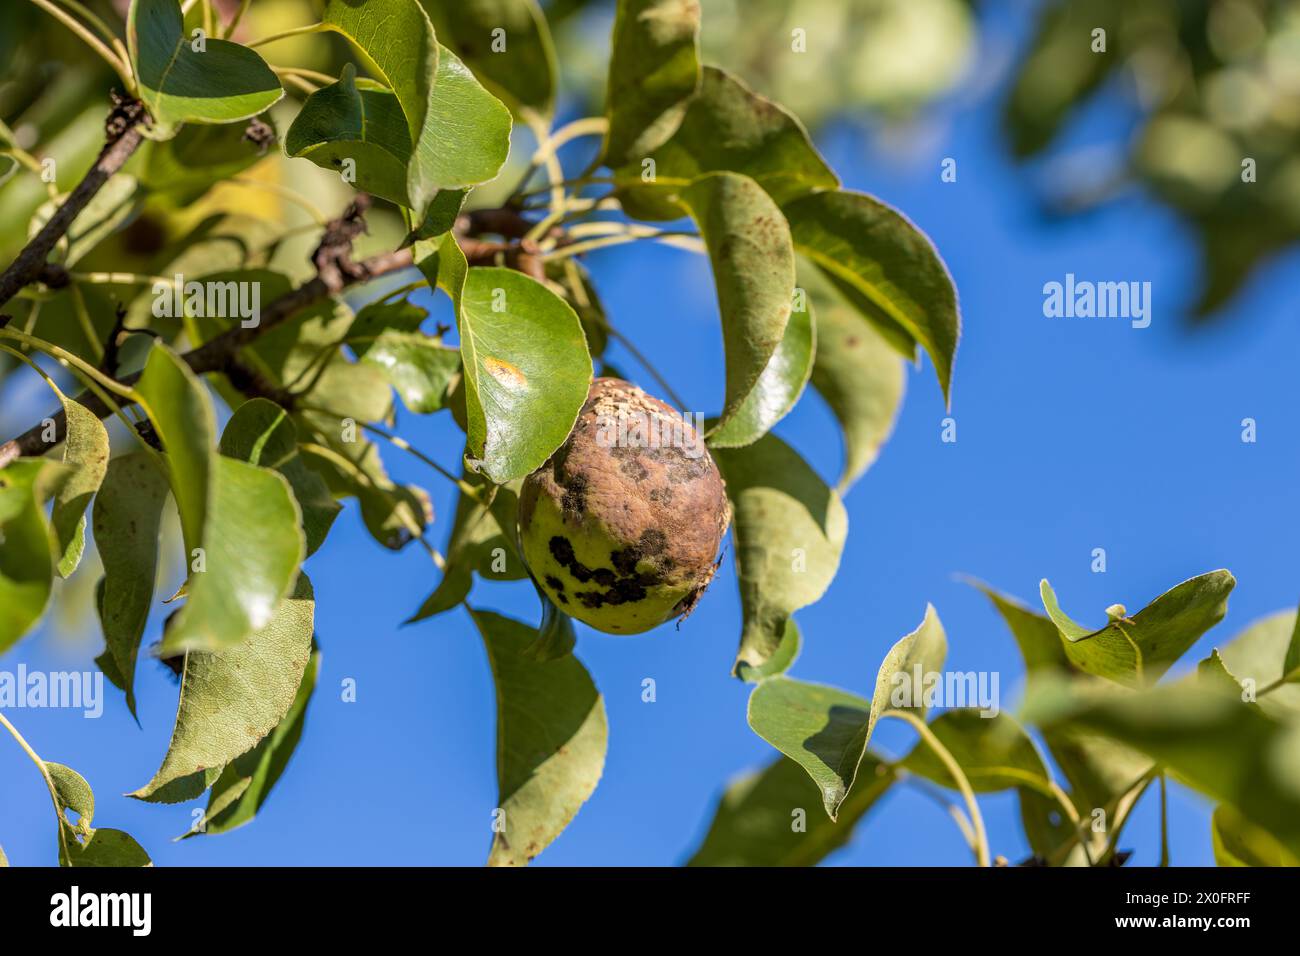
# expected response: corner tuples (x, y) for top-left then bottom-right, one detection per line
(0, 459), (65, 653)
(422, 0), (558, 120)
(713, 434), (846, 675)
(747, 606), (945, 819)
(132, 575), (315, 803)
(185, 645), (321, 837)
(454, 267), (592, 483)
(1212, 804), (1300, 867)
(603, 0), (701, 165)
(902, 710), (1054, 795)
(92, 452), (170, 717)
(127, 0), (283, 138)
(784, 189), (960, 403)
(616, 66), (836, 220)
(707, 288), (812, 449)
(472, 609), (607, 866)
(1039, 570), (1235, 688)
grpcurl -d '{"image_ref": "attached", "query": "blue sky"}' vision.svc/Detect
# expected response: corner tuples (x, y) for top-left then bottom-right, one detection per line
(3, 5), (1299, 867)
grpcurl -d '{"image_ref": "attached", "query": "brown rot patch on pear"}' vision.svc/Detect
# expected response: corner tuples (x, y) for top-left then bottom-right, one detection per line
(519, 378), (731, 634)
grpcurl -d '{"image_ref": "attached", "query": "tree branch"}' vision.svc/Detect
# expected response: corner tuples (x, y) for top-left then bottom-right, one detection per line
(0, 197), (529, 467)
(0, 92), (146, 308)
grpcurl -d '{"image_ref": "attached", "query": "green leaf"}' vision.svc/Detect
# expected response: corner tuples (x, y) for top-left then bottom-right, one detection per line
(602, 0), (701, 166)
(1212, 804), (1300, 867)
(136, 344), (305, 653)
(126, 0), (283, 138)
(706, 288), (812, 449)
(746, 677), (871, 820)
(92, 452), (170, 717)
(186, 645), (321, 837)
(219, 399), (340, 556)
(319, 2), (511, 214)
(320, 0), (438, 212)
(784, 189), (961, 403)
(132, 574), (315, 803)
(808, 294), (905, 492)
(738, 618), (801, 684)
(615, 66), (836, 220)
(678, 172), (795, 439)
(713, 434), (847, 676)
(408, 476), (526, 623)
(422, 0), (558, 120)
(748, 605), (946, 820)
(1039, 570), (1236, 688)
(0, 459), (63, 653)
(1025, 677), (1300, 858)
(902, 710), (1054, 795)
(46, 762), (151, 866)
(455, 267), (593, 483)
(285, 64), (416, 207)
(687, 753), (895, 867)
(1217, 608), (1300, 719)
(48, 391), (110, 578)
(977, 581), (1151, 822)
(134, 342), (216, 555)
(60, 828), (152, 867)
(472, 609), (607, 866)
(347, 302), (462, 417)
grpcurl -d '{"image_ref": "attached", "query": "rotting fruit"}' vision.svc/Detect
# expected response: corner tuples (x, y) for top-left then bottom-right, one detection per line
(518, 377), (731, 634)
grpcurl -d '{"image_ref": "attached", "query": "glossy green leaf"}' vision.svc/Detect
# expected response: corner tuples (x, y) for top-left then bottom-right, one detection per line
(47, 390), (109, 578)
(902, 710), (1054, 795)
(747, 605), (945, 820)
(134, 342), (216, 555)
(0, 459), (63, 653)
(320, 0), (439, 212)
(455, 267), (592, 483)
(472, 610), (607, 866)
(1217, 608), (1300, 718)
(132, 575), (315, 803)
(687, 753), (894, 866)
(285, 65), (415, 207)
(784, 189), (960, 403)
(92, 452), (170, 717)
(319, 3), (511, 213)
(707, 289), (812, 449)
(1212, 804), (1300, 867)
(186, 646), (321, 837)
(679, 172), (795, 439)
(603, 0), (701, 166)
(362, 333), (461, 414)
(422, 0), (557, 120)
(1025, 677), (1300, 858)
(127, 0), (283, 138)
(160, 453), (304, 654)
(219, 399), (340, 556)
(1039, 570), (1235, 688)
(713, 434), (847, 676)
(615, 66), (836, 220)
(808, 294), (906, 492)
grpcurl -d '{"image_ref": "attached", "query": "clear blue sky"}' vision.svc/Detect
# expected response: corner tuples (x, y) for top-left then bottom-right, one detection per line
(3, 5), (1298, 867)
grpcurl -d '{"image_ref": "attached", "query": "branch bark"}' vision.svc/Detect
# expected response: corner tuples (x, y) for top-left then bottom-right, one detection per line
(0, 93), (146, 309)
(0, 198), (526, 467)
